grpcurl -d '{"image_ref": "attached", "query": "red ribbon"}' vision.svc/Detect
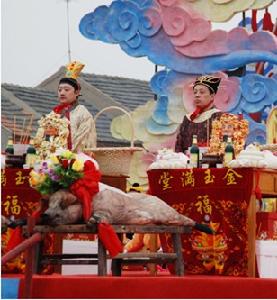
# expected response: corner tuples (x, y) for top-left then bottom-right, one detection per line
(70, 160), (101, 222)
(53, 103), (72, 114)
(98, 223), (123, 257)
(69, 161), (122, 257)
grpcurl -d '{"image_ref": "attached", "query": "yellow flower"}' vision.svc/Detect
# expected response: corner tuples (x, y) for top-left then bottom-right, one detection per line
(61, 150), (75, 159)
(29, 170), (46, 187)
(50, 155), (59, 164)
(72, 159), (84, 172)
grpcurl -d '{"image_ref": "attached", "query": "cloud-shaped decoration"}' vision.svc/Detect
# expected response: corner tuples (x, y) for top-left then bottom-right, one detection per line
(79, 0), (277, 75)
(184, 0), (275, 22)
(243, 114), (267, 145)
(80, 0), (162, 47)
(161, 5), (211, 47)
(176, 27), (277, 58)
(151, 96), (173, 125)
(146, 117), (179, 135)
(238, 74), (277, 113)
(150, 69), (168, 96)
(158, 70), (196, 122)
(79, 6), (117, 43)
(111, 100), (178, 143)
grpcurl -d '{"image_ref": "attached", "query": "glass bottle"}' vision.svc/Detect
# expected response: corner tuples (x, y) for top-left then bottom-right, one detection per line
(224, 136), (235, 167)
(25, 139), (37, 168)
(26, 139), (36, 154)
(5, 139), (14, 155)
(190, 135), (200, 168)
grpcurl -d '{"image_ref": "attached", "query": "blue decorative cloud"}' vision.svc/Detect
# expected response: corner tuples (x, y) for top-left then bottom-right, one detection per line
(229, 74), (277, 114)
(244, 114), (267, 145)
(79, 0), (277, 75)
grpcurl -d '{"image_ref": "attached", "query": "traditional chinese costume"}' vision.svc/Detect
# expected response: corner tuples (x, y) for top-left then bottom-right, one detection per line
(175, 108), (222, 152)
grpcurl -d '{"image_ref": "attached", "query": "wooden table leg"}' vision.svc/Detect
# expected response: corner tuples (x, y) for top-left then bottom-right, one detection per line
(147, 233), (157, 275)
(111, 259), (122, 276)
(98, 239), (107, 276)
(24, 245), (34, 298)
(172, 233), (184, 276)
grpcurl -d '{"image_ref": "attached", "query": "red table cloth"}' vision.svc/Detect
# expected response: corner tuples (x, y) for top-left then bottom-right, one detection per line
(147, 168), (254, 276)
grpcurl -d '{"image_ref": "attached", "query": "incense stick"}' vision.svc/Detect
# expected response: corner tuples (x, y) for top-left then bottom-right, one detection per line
(13, 115), (16, 144)
(20, 117), (26, 144)
(23, 114), (34, 144)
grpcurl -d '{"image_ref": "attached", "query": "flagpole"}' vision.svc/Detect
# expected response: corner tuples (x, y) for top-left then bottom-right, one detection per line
(66, 0), (72, 63)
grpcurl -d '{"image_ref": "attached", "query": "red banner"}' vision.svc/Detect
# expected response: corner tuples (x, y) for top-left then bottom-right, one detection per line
(147, 168), (254, 276)
(1, 168), (41, 219)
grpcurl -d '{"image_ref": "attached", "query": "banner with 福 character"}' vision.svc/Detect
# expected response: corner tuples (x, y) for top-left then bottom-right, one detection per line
(1, 168), (42, 273)
(147, 168), (254, 276)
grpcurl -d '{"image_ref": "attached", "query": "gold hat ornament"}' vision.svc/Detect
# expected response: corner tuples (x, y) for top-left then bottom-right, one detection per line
(59, 61), (85, 90)
(65, 61), (85, 79)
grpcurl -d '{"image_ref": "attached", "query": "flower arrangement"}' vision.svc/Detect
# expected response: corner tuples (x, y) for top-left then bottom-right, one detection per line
(33, 111), (69, 160)
(29, 150), (84, 195)
(208, 113), (249, 156)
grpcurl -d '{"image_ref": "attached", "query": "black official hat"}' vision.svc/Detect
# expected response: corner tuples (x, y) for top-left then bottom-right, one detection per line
(193, 75), (221, 94)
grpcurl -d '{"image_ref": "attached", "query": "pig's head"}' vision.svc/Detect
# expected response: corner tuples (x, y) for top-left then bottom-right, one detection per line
(41, 189), (83, 225)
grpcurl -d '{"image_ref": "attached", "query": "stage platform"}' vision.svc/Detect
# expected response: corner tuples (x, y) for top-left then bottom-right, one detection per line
(2, 271), (277, 299)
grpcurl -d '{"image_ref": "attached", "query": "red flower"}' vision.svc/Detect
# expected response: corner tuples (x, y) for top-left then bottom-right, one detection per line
(60, 159), (69, 169)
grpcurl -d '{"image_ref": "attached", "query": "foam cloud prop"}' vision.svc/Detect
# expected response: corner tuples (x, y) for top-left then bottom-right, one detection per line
(185, 0), (275, 22)
(229, 74), (277, 114)
(79, 0), (277, 75)
(243, 114), (267, 145)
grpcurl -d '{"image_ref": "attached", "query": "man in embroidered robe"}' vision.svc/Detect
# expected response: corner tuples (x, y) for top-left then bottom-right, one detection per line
(49, 61), (96, 152)
(175, 75), (222, 153)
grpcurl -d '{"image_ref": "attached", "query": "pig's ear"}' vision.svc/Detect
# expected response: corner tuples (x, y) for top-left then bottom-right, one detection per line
(60, 192), (78, 209)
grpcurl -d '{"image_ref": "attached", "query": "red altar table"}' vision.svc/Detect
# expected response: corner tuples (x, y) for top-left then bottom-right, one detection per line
(147, 167), (261, 277)
(1, 168), (42, 273)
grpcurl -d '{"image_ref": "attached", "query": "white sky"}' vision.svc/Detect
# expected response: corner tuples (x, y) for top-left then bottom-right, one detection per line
(1, 0), (276, 87)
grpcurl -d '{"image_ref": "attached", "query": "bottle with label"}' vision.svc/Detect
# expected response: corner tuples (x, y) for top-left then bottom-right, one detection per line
(190, 135), (200, 168)
(5, 139), (14, 155)
(224, 136), (235, 167)
(25, 139), (38, 168)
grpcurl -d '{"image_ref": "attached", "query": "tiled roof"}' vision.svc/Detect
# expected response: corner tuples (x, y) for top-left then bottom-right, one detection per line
(2, 71), (154, 146)
(81, 73), (154, 111)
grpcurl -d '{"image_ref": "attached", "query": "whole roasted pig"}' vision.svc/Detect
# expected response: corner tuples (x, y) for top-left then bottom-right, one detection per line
(41, 183), (213, 234)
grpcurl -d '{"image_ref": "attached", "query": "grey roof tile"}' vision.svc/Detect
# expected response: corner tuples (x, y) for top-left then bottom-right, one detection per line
(81, 73), (154, 110)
